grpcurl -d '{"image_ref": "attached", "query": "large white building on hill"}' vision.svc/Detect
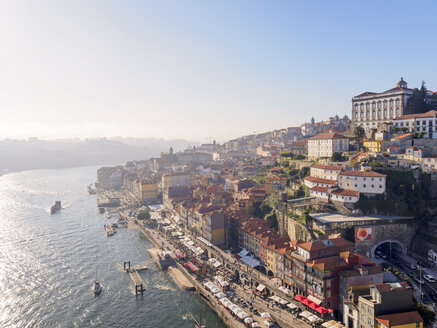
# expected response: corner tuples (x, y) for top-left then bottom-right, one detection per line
(352, 78), (414, 129)
(307, 133), (349, 159)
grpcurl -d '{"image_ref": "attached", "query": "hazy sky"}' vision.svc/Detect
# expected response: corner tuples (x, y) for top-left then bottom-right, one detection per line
(1, 1), (436, 142)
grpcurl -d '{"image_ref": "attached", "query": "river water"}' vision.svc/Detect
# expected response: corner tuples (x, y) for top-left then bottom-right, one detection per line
(0, 166), (223, 328)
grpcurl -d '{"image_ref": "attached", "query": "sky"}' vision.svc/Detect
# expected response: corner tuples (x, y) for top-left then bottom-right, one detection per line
(0, 1), (437, 142)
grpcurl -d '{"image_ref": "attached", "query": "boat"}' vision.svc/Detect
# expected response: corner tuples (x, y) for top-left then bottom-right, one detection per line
(194, 319), (205, 328)
(94, 280), (102, 294)
(88, 184), (97, 195)
(93, 259), (102, 295)
(50, 201), (62, 214)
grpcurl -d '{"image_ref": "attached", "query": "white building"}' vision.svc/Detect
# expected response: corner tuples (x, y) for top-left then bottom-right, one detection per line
(307, 133), (349, 159)
(309, 164), (344, 180)
(337, 170), (386, 195)
(392, 110), (437, 138)
(352, 78), (415, 129)
(309, 186), (360, 203)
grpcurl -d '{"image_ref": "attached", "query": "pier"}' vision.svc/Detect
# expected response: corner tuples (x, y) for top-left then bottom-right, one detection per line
(124, 261), (145, 295)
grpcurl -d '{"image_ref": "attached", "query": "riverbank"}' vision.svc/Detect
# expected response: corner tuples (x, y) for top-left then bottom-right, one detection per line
(120, 211), (246, 328)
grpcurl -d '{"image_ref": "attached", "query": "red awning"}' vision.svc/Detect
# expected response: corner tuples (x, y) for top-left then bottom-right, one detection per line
(184, 262), (199, 272)
(294, 295), (306, 302)
(175, 251), (184, 258)
(294, 295), (331, 314)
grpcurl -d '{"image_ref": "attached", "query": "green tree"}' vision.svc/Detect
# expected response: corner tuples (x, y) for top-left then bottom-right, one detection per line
(353, 126), (365, 150)
(406, 81), (433, 114)
(280, 151), (294, 158)
(298, 166), (310, 179)
(137, 211), (150, 220)
(331, 152), (344, 162)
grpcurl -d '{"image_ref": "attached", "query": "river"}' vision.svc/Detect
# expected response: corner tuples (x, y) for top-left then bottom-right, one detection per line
(0, 166), (223, 328)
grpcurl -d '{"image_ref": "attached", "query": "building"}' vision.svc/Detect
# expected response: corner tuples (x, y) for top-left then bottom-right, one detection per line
(289, 238), (357, 309)
(358, 282), (413, 328)
(337, 170), (386, 195)
(310, 164), (344, 180)
(161, 173), (190, 190)
(308, 133), (349, 159)
(363, 140), (388, 153)
(392, 110), (437, 138)
(291, 139), (308, 155)
(352, 78), (415, 129)
(375, 311), (423, 328)
(339, 266), (383, 326)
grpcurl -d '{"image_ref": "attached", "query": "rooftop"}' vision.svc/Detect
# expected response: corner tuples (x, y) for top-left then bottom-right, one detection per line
(310, 213), (413, 224)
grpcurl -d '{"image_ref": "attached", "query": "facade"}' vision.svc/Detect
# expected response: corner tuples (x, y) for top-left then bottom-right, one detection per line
(375, 311), (423, 328)
(363, 140), (388, 153)
(392, 110), (437, 138)
(308, 133), (349, 159)
(291, 138), (308, 155)
(289, 238), (358, 310)
(161, 173), (190, 190)
(310, 164), (344, 180)
(337, 170), (386, 195)
(358, 282), (413, 328)
(352, 78), (414, 129)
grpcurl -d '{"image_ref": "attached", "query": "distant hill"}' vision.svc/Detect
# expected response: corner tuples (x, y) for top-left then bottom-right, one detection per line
(0, 137), (197, 173)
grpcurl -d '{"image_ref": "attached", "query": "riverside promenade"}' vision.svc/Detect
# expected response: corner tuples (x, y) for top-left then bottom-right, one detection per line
(119, 208), (311, 328)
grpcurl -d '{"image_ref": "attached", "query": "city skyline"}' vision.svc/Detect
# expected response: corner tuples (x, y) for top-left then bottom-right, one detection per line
(1, 1), (437, 142)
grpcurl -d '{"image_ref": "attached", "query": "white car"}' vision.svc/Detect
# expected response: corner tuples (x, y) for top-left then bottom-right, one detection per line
(424, 274), (436, 283)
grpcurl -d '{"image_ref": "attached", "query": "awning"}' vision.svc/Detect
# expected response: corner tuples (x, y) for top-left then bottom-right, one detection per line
(308, 315), (321, 323)
(287, 303), (298, 309)
(174, 251), (184, 258)
(307, 294), (322, 305)
(238, 248), (249, 256)
(256, 284), (266, 292)
(299, 311), (312, 318)
(184, 262), (199, 272)
(294, 294), (332, 314)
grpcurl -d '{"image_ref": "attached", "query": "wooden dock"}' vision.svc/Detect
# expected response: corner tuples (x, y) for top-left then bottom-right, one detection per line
(123, 261), (145, 295)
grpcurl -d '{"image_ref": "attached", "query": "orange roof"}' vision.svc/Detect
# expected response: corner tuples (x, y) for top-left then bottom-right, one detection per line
(339, 170), (386, 177)
(331, 189), (359, 197)
(393, 110), (437, 121)
(391, 133), (413, 140)
(376, 311), (423, 327)
(309, 132), (348, 140)
(310, 164), (344, 171)
(304, 176), (337, 185)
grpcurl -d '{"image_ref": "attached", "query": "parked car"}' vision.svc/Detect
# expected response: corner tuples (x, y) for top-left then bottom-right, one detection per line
(410, 264), (418, 270)
(424, 274), (436, 283)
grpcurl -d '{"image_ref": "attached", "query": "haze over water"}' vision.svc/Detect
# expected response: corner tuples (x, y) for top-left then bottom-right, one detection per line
(0, 166), (222, 327)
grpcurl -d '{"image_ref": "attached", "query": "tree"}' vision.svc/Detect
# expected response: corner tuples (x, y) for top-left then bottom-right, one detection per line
(298, 166), (310, 179)
(353, 126), (365, 150)
(331, 152), (344, 162)
(137, 211), (150, 220)
(406, 81), (433, 114)
(280, 151), (294, 158)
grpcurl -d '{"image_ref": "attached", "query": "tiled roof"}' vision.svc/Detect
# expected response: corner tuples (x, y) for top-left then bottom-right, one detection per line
(310, 164), (344, 171)
(309, 132), (348, 140)
(393, 110), (437, 120)
(292, 139), (309, 146)
(339, 170), (386, 177)
(304, 176), (337, 185)
(376, 311), (423, 327)
(331, 189), (359, 197)
(310, 186), (359, 197)
(391, 133), (413, 140)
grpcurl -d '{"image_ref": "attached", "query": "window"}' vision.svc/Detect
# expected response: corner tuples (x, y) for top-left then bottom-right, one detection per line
(363, 184), (366, 188)
(379, 185), (382, 188)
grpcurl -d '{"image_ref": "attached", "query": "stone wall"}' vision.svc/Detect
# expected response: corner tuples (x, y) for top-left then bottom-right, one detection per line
(287, 218), (311, 241)
(413, 139), (437, 154)
(353, 223), (416, 257)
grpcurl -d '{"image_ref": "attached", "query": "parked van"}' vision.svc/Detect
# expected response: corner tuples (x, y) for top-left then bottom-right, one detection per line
(424, 274), (436, 283)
